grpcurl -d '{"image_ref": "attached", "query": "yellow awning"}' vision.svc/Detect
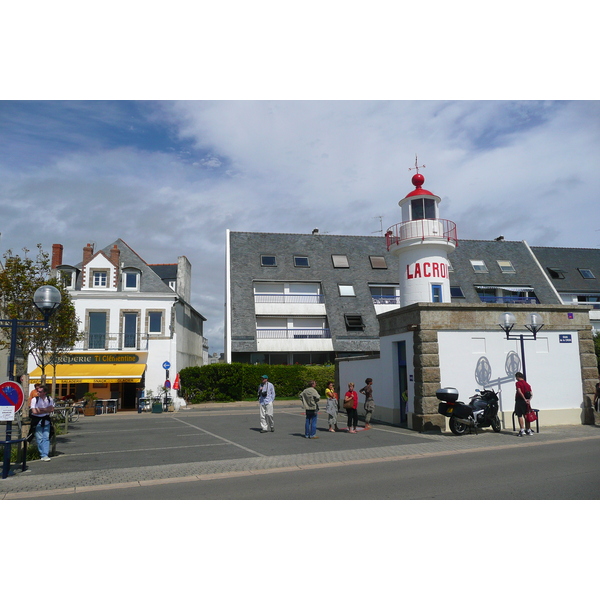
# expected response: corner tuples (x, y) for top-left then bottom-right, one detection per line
(29, 363), (146, 384)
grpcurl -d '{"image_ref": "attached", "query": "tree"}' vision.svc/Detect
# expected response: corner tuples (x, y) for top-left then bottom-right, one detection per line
(0, 244), (81, 399)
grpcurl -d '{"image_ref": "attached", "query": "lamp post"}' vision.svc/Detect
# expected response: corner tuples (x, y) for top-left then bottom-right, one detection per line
(1, 285), (62, 382)
(0, 285), (61, 477)
(498, 312), (544, 381)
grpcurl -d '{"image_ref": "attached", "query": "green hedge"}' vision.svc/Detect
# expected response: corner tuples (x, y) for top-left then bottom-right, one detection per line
(179, 363), (335, 403)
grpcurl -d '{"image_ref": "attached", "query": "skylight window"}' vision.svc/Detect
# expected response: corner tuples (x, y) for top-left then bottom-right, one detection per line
(332, 255), (349, 268)
(497, 260), (516, 274)
(369, 256), (387, 269)
(261, 255), (276, 267)
(470, 260), (488, 273)
(578, 268), (595, 279)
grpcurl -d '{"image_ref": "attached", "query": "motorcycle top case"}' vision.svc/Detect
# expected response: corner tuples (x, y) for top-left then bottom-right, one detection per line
(436, 388), (459, 403)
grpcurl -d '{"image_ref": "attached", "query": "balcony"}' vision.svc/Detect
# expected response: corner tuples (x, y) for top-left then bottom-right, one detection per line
(257, 328), (331, 339)
(386, 219), (458, 250)
(254, 294), (324, 304)
(478, 295), (539, 305)
(371, 295), (401, 305)
(74, 332), (150, 351)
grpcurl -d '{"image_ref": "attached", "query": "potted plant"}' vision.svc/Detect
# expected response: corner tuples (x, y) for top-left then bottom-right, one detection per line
(82, 391), (98, 416)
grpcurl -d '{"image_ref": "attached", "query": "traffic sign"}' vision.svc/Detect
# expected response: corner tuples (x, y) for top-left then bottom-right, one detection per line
(0, 381), (24, 412)
(164, 379), (171, 389)
(162, 361), (171, 370)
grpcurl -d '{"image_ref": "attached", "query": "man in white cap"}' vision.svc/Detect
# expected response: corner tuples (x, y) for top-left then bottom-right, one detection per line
(258, 375), (276, 433)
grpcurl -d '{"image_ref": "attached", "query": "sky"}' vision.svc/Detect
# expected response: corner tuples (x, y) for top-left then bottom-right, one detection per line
(1, 99), (599, 355)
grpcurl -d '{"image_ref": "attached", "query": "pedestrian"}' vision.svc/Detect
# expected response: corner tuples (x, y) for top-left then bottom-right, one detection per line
(593, 379), (600, 412)
(28, 385), (40, 401)
(258, 375), (275, 433)
(29, 384), (55, 461)
(344, 382), (359, 433)
(325, 381), (339, 432)
(300, 380), (320, 439)
(359, 377), (375, 429)
(514, 372), (534, 436)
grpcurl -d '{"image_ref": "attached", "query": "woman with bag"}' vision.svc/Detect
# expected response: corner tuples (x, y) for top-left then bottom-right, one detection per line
(514, 372), (534, 437)
(29, 384), (55, 461)
(325, 381), (339, 432)
(344, 382), (359, 433)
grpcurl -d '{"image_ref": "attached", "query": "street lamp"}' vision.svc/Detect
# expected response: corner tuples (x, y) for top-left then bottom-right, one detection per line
(1, 284), (61, 478)
(1, 284), (62, 382)
(498, 311), (544, 380)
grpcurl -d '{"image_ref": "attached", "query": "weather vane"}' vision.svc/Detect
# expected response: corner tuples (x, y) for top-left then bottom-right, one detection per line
(408, 154), (426, 174)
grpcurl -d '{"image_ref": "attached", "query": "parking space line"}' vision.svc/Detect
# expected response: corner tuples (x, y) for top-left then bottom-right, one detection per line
(171, 416), (266, 457)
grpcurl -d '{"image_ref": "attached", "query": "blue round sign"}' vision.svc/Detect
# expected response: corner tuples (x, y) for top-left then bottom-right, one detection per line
(162, 361), (171, 370)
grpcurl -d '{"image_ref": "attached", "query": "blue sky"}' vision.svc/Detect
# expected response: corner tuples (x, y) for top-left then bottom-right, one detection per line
(1, 99), (599, 354)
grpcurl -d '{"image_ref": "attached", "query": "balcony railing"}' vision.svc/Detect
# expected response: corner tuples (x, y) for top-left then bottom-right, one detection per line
(386, 219), (458, 250)
(478, 295), (540, 305)
(372, 295), (401, 305)
(254, 294), (324, 304)
(74, 332), (150, 351)
(257, 328), (331, 339)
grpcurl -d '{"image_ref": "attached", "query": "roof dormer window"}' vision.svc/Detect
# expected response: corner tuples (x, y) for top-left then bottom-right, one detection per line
(123, 269), (140, 290)
(92, 270), (108, 288)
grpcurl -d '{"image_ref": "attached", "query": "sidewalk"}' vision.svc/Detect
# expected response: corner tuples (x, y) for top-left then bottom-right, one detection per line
(2, 401), (600, 499)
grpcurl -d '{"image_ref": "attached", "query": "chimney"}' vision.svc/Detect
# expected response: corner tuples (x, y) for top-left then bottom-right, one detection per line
(51, 244), (63, 269)
(110, 244), (120, 267)
(82, 243), (94, 266)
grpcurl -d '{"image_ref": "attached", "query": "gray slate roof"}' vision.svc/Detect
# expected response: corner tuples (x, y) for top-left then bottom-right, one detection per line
(530, 246), (600, 294)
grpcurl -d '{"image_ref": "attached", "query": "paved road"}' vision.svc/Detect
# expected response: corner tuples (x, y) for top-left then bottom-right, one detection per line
(2, 401), (600, 499)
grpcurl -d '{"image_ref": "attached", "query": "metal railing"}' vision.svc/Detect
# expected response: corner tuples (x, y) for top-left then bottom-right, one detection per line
(386, 219), (458, 250)
(254, 294), (324, 304)
(478, 295), (540, 305)
(372, 295), (401, 305)
(257, 328), (331, 339)
(75, 332), (150, 351)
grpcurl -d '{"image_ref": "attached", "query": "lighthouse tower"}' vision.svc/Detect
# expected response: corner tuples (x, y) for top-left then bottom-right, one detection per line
(386, 169), (457, 307)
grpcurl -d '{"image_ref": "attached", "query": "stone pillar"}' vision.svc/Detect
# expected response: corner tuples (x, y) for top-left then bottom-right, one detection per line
(579, 328), (599, 425)
(411, 328), (445, 431)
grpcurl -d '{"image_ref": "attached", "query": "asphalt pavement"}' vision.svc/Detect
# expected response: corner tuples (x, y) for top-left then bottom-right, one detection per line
(2, 400), (600, 499)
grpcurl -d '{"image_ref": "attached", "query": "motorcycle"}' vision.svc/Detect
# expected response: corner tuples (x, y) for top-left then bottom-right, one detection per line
(437, 387), (501, 435)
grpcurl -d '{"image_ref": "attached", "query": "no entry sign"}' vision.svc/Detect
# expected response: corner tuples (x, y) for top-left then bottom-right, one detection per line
(0, 381), (25, 412)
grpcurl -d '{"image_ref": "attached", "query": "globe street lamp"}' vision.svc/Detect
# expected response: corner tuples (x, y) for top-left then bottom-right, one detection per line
(1, 285), (61, 478)
(498, 311), (544, 380)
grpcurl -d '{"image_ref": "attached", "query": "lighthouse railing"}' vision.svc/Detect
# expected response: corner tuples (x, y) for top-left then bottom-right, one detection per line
(385, 218), (458, 250)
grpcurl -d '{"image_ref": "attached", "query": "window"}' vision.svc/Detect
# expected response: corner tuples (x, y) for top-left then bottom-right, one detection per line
(497, 260), (516, 273)
(431, 284), (442, 303)
(411, 197), (436, 220)
(338, 284), (356, 297)
(578, 268), (595, 279)
(344, 314), (365, 331)
(261, 255), (277, 267)
(547, 267), (565, 279)
(369, 256), (387, 269)
(450, 286), (465, 298)
(123, 313), (137, 348)
(470, 260), (488, 273)
(370, 285), (400, 304)
(92, 270), (108, 287)
(148, 311), (163, 334)
(294, 256), (310, 267)
(60, 270), (76, 289)
(123, 271), (139, 289)
(88, 312), (107, 349)
(332, 254), (349, 268)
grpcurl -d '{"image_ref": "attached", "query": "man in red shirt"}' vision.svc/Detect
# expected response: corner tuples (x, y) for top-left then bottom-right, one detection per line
(515, 372), (533, 436)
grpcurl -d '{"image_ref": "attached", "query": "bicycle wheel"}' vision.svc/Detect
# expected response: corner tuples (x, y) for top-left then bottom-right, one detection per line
(69, 408), (80, 422)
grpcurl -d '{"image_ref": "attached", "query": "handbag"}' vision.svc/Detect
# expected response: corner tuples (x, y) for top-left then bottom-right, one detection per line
(525, 408), (537, 423)
(343, 395), (354, 409)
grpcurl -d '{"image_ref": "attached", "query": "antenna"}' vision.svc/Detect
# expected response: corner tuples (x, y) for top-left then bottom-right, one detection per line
(372, 216), (383, 235)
